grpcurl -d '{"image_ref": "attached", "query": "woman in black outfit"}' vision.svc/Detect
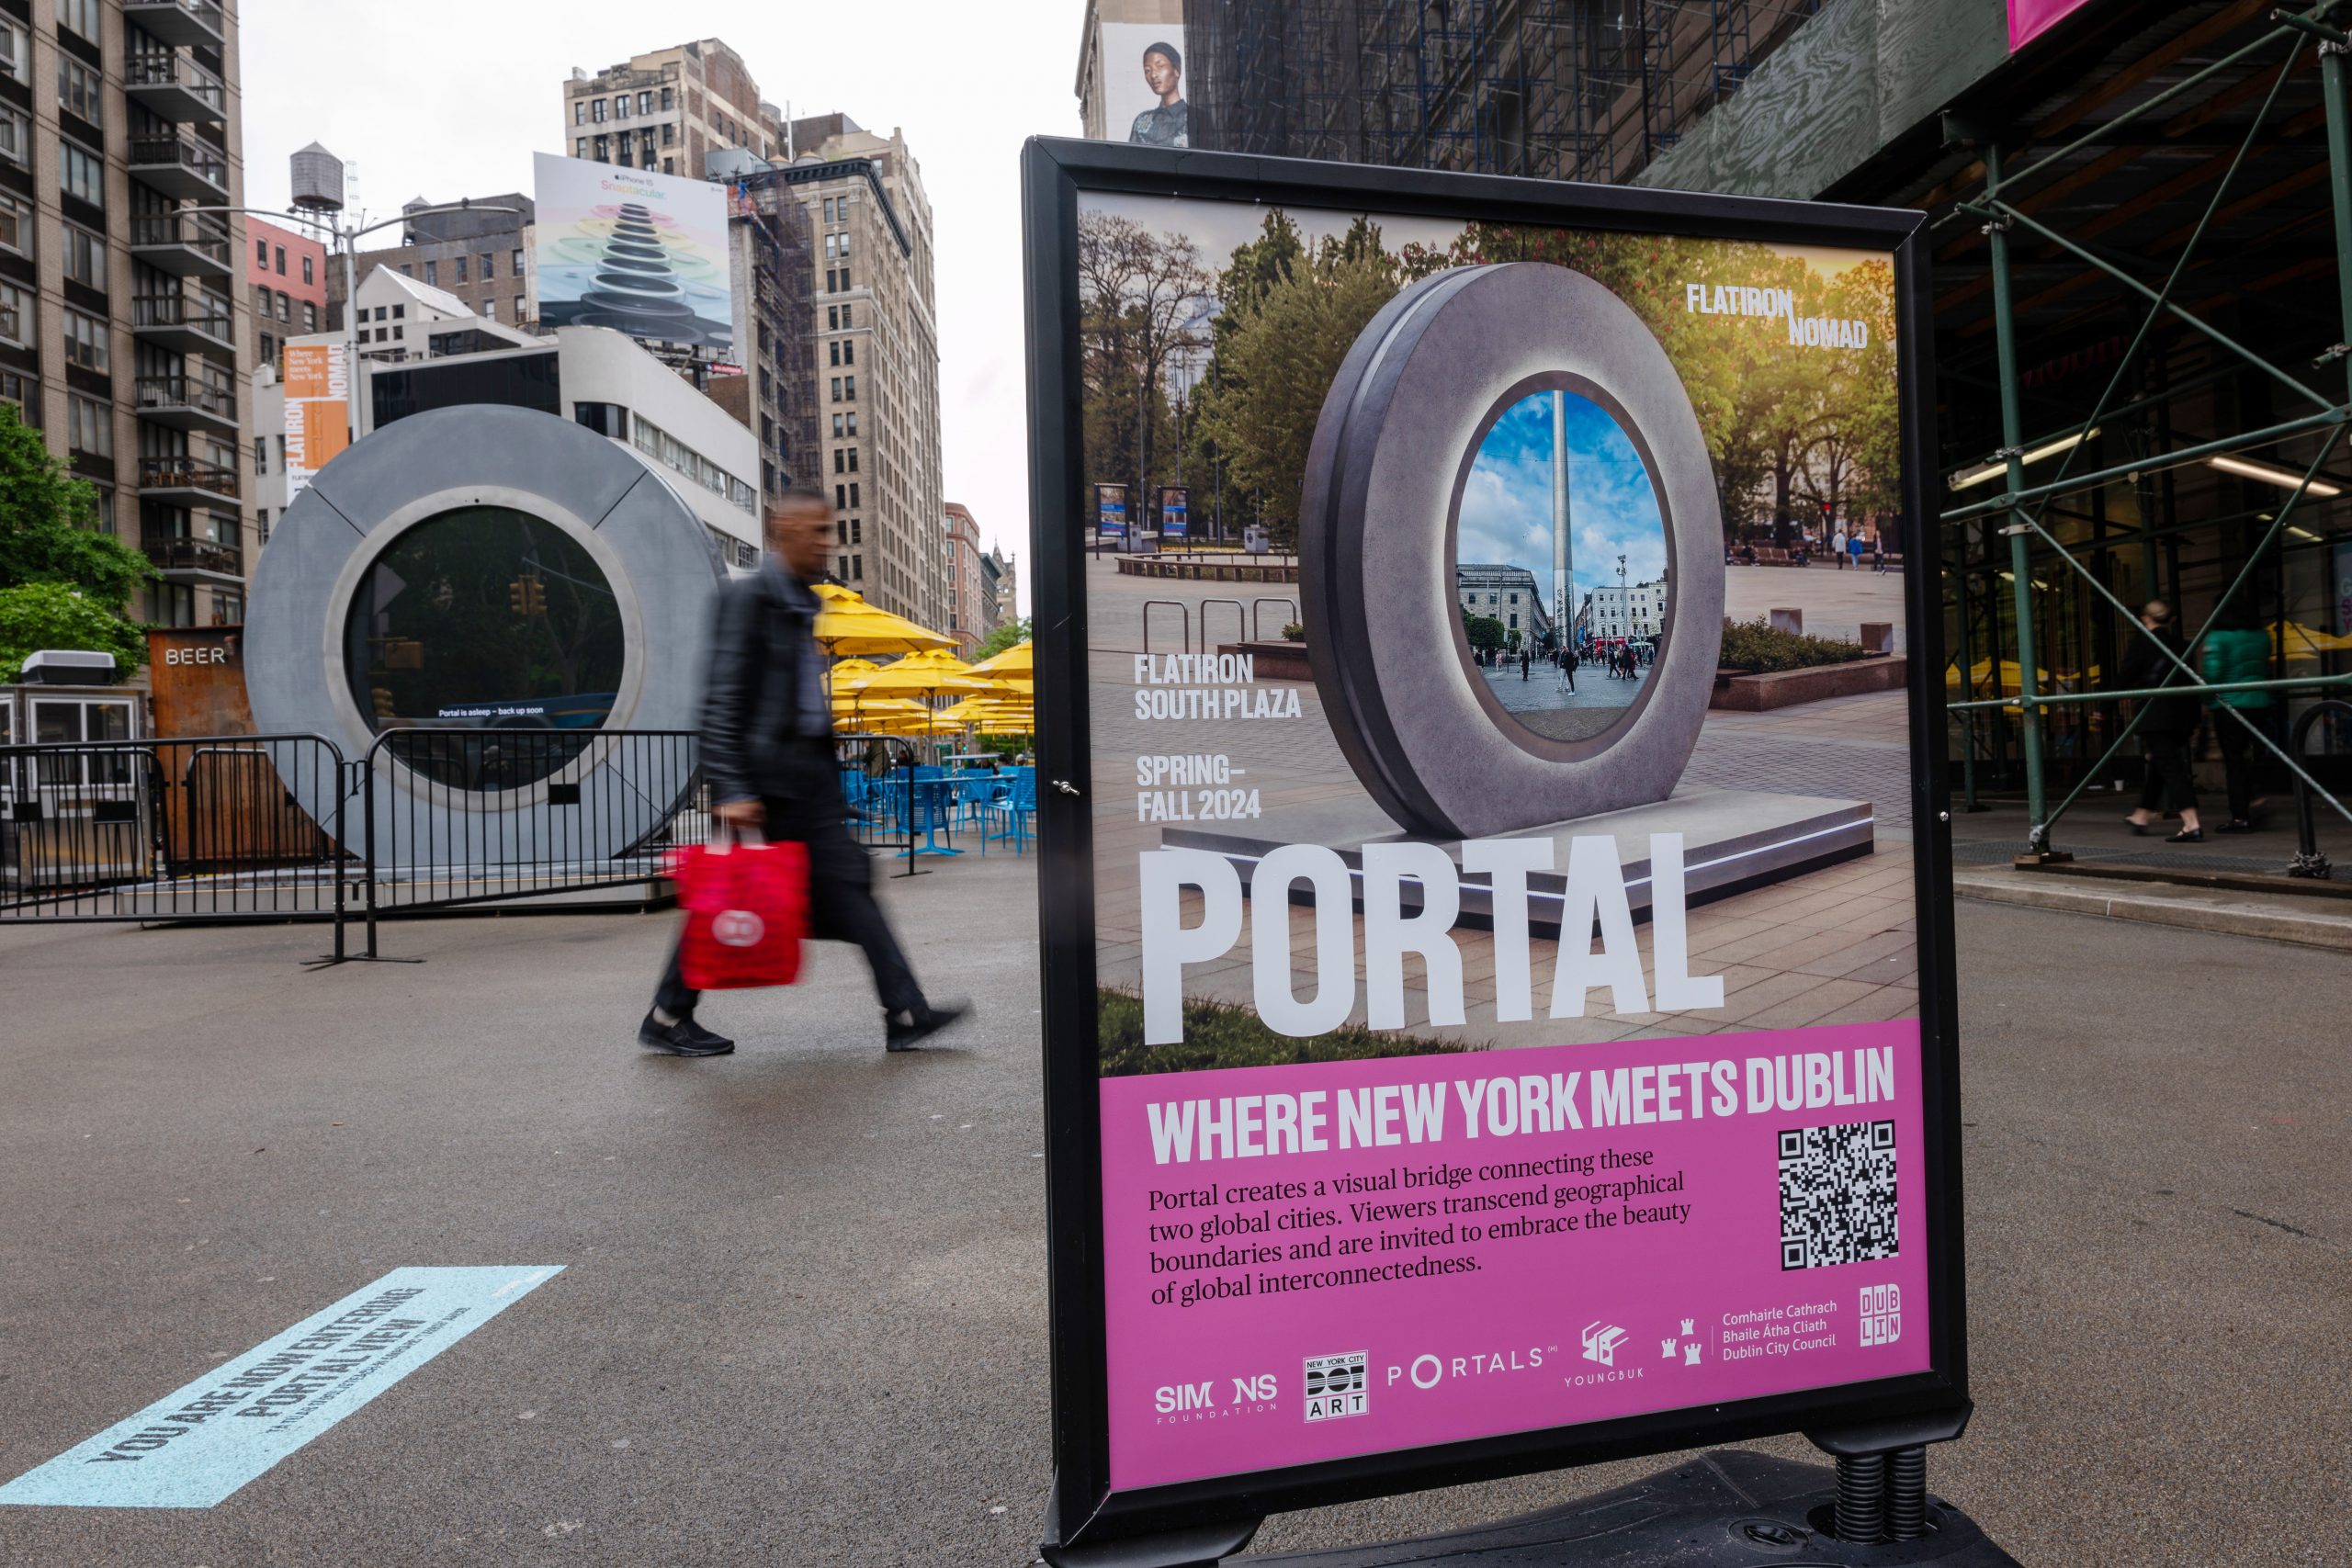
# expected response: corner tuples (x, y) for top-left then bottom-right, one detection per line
(2116, 599), (2204, 842)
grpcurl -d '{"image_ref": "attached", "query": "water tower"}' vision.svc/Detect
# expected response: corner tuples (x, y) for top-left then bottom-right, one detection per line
(290, 142), (345, 216)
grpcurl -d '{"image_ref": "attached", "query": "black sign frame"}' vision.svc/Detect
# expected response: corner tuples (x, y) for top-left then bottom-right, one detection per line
(1022, 134), (1967, 1557)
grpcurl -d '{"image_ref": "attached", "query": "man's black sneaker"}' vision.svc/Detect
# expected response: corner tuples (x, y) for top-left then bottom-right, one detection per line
(639, 1010), (735, 1056)
(886, 1001), (968, 1052)
(2216, 819), (2255, 835)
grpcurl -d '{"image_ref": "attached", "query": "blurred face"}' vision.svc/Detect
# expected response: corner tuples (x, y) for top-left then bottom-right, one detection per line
(1143, 51), (1179, 99)
(767, 502), (834, 580)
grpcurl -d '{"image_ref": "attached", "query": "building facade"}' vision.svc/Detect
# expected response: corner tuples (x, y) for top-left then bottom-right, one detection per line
(942, 502), (983, 654)
(561, 39), (780, 181)
(330, 194), (536, 333)
(1586, 581), (1666, 645)
(1454, 564), (1552, 649)
(244, 216), (323, 378)
(0, 0), (258, 629)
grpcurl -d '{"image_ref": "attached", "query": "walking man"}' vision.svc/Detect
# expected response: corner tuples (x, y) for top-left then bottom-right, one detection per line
(641, 490), (967, 1056)
(1831, 523), (1849, 570)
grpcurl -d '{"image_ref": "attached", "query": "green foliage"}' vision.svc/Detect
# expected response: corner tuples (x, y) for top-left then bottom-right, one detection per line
(0, 582), (147, 683)
(1463, 613), (1506, 654)
(974, 617), (1030, 661)
(1717, 616), (1871, 674)
(1280, 621), (1304, 643)
(1097, 987), (1478, 1077)
(0, 403), (150, 617)
(1193, 225), (1401, 550)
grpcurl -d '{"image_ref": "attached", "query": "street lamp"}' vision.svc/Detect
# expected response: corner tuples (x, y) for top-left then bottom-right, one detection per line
(1616, 553), (1627, 645)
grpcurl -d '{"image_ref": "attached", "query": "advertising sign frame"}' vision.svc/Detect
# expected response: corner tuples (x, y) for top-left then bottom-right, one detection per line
(1158, 486), (1190, 547)
(1023, 136), (1966, 1557)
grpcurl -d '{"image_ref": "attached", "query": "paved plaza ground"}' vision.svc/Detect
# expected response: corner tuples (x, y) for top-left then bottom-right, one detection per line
(1, 846), (2346, 1565)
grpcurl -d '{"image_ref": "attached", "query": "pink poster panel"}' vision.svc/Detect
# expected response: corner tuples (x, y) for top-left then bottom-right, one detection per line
(2009, 0), (2100, 51)
(1100, 1021), (1930, 1490)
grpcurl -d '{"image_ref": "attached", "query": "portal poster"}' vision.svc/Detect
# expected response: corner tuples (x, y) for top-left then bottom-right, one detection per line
(1064, 185), (1939, 1496)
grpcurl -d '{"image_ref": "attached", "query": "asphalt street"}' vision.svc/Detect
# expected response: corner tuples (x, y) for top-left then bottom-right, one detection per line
(0, 857), (2344, 1565)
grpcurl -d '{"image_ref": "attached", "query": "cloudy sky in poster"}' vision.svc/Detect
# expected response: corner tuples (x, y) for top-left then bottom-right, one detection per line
(1460, 392), (1668, 619)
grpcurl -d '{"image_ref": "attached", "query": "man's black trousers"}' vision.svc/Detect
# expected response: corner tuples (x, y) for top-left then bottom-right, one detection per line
(655, 803), (922, 1020)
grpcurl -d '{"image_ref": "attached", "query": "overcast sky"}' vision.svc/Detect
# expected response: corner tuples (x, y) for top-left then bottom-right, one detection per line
(242, 0), (1089, 613)
(1461, 391), (1668, 615)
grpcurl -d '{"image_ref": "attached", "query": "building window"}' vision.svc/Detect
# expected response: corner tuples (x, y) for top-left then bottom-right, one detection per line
(0, 192), (28, 255)
(512, 248), (524, 276)
(831, 377), (842, 402)
(826, 270), (835, 293)
(834, 483), (845, 510)
(63, 223), (105, 288)
(392, 304), (405, 319)
(831, 413), (843, 437)
(255, 237), (268, 265)
(453, 256), (467, 284)
(849, 482), (860, 508)
(482, 298), (497, 320)
(480, 252), (494, 281)
(841, 304), (853, 327)
(62, 308), (106, 373)
(832, 448), (843, 474)
(829, 341), (840, 367)
(213, 589), (243, 626)
(0, 281), (31, 346)
(0, 368), (36, 424)
(424, 260), (437, 286)
(838, 554), (848, 578)
(616, 94), (630, 120)
(842, 340), (854, 366)
(301, 301), (318, 331)
(851, 519), (861, 544)
(662, 123), (674, 146)
(843, 375), (855, 400)
(827, 305), (838, 331)
(574, 101), (586, 126)
(303, 255), (314, 285)
(0, 19), (23, 83)
(822, 197), (834, 223)
(852, 554), (861, 579)
(59, 138), (103, 205)
(254, 435), (267, 474)
(253, 283), (272, 318)
(0, 107), (26, 170)
(638, 91), (652, 115)
(662, 158), (674, 175)
(847, 447), (859, 472)
(259, 331), (276, 365)
(662, 86), (674, 110)
(255, 508), (269, 545)
(275, 245), (287, 276)
(837, 231), (851, 257)
(59, 57), (103, 129)
(592, 135), (607, 162)
(846, 412), (857, 436)
(59, 0), (101, 42)
(592, 98), (607, 122)
(575, 137), (587, 159)
(66, 393), (109, 458)
(277, 291), (290, 322)
(373, 306), (386, 321)
(616, 144), (632, 168)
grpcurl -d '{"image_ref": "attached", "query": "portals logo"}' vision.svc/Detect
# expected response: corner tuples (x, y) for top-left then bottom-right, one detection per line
(1387, 1346), (1548, 1392)
(1579, 1321), (1628, 1367)
(711, 910), (764, 947)
(1859, 1283), (1902, 1348)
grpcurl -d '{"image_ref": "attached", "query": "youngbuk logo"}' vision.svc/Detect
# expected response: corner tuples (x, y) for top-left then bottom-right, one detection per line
(1579, 1321), (1627, 1367)
(1860, 1283), (1903, 1347)
(1303, 1352), (1367, 1422)
(711, 910), (764, 947)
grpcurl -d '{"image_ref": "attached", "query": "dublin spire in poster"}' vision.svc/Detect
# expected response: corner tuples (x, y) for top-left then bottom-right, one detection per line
(532, 152), (733, 353)
(1027, 141), (1962, 1550)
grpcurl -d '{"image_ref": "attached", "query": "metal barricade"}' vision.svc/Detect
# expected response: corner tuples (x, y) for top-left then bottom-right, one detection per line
(0, 734), (356, 953)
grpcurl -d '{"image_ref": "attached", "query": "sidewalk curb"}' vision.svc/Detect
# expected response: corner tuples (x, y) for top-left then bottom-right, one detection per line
(1952, 868), (2352, 953)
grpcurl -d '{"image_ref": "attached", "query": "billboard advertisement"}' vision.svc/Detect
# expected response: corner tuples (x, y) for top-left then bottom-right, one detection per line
(1158, 486), (1188, 545)
(1099, 24), (1190, 148)
(1024, 141), (1962, 1553)
(531, 152), (732, 354)
(1095, 482), (1128, 547)
(281, 342), (348, 502)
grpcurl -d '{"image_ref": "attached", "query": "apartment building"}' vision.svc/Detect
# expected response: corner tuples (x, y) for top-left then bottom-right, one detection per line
(328, 193), (535, 333)
(942, 502), (982, 654)
(560, 39), (779, 181)
(980, 545), (1017, 634)
(0, 0), (256, 628)
(244, 215), (322, 377)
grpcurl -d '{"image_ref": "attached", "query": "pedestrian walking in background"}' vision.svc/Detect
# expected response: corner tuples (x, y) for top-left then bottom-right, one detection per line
(1559, 643), (1577, 693)
(2200, 601), (2271, 834)
(1520, 646), (1531, 681)
(1832, 524), (1849, 570)
(1849, 530), (1867, 571)
(641, 489), (968, 1057)
(2116, 598), (2204, 843)
(1872, 536), (1888, 573)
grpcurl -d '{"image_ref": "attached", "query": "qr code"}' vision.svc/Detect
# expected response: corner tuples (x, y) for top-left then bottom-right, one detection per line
(1778, 1121), (1897, 1270)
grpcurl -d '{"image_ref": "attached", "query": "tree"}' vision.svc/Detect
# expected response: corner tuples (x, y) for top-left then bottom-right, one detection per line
(973, 617), (1030, 661)
(0, 402), (151, 680)
(1076, 213), (1214, 534)
(1464, 614), (1506, 655)
(0, 581), (146, 683)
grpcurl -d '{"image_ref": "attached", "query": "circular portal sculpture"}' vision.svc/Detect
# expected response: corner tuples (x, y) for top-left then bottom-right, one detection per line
(246, 404), (726, 863)
(1298, 263), (1725, 840)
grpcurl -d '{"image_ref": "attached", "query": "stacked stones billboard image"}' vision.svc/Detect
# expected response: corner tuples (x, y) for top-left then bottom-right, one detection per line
(1070, 190), (1933, 1494)
(532, 152), (733, 352)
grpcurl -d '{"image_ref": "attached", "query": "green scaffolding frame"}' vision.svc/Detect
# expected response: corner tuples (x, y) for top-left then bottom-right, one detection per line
(1939, 0), (2352, 859)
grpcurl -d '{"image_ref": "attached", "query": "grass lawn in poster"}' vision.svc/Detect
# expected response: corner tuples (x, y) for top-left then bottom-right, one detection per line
(1023, 137), (1966, 1555)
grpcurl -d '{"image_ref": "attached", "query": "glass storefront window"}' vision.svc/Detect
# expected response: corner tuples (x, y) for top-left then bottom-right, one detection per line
(344, 506), (625, 791)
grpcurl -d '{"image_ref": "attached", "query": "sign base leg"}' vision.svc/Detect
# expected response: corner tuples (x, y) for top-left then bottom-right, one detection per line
(1230, 1450), (2018, 1566)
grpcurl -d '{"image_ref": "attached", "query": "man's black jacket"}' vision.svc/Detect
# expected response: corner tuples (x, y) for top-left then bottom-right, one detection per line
(700, 566), (835, 807)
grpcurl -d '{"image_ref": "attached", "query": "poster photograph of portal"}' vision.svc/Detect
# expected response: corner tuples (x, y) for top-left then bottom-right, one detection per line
(1080, 194), (1912, 1077)
(531, 152), (733, 352)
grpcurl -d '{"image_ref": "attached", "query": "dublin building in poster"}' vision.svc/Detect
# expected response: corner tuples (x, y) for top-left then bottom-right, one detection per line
(1025, 140), (1963, 1555)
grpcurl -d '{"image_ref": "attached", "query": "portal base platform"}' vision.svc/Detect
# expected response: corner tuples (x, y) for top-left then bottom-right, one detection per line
(1161, 788), (1876, 932)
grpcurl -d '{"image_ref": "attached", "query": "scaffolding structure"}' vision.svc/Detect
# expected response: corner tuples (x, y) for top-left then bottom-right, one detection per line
(1192, 0), (1819, 183)
(724, 173), (822, 493)
(1939, 1), (2352, 864)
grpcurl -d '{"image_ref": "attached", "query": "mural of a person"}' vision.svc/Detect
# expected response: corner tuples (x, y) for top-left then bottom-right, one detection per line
(1128, 40), (1189, 148)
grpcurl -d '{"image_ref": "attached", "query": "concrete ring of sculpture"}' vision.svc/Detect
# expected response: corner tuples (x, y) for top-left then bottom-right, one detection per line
(246, 404), (724, 863)
(1299, 262), (1725, 840)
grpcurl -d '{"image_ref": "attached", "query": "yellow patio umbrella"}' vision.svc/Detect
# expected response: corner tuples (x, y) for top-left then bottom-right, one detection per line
(967, 640), (1034, 677)
(812, 589), (955, 657)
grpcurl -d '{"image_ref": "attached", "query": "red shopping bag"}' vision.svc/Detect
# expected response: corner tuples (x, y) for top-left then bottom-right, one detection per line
(666, 834), (809, 990)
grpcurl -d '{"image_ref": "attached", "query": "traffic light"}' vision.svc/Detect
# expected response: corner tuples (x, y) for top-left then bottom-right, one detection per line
(509, 575), (547, 616)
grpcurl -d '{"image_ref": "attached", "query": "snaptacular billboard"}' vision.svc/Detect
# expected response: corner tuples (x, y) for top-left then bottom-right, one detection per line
(532, 152), (732, 353)
(1025, 141), (1962, 1553)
